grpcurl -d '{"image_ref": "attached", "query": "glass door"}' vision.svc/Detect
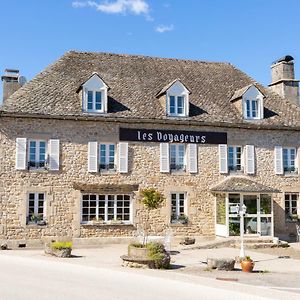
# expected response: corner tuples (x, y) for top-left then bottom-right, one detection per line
(215, 194), (228, 237)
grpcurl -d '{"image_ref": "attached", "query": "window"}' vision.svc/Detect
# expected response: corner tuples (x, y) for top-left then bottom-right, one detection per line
(228, 146), (242, 172)
(81, 194), (131, 224)
(169, 95), (185, 116)
(283, 148), (297, 173)
(285, 193), (298, 221)
(28, 140), (47, 169)
(99, 144), (115, 171)
(87, 90), (103, 112)
(171, 193), (187, 223)
(245, 99), (259, 119)
(27, 193), (45, 224)
(170, 144), (185, 171)
(81, 74), (108, 113)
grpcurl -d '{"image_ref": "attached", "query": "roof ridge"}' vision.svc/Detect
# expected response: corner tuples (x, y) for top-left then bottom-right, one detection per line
(67, 50), (231, 65)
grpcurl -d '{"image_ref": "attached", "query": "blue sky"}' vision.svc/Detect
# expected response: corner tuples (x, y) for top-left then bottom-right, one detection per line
(1, 0), (300, 102)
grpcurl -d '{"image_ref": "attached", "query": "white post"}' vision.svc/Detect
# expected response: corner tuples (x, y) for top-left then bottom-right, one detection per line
(239, 203), (247, 258)
(239, 209), (245, 258)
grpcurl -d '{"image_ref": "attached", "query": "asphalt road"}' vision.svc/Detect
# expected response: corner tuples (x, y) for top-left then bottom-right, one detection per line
(0, 253), (287, 300)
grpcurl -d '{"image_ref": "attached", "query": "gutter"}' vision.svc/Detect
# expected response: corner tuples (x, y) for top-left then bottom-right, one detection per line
(0, 111), (299, 132)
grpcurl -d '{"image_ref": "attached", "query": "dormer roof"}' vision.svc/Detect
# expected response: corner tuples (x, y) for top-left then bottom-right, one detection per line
(76, 72), (110, 93)
(230, 83), (266, 102)
(155, 79), (191, 98)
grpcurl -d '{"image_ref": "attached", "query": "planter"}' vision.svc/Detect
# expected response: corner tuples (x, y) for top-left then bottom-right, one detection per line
(128, 245), (149, 259)
(45, 242), (72, 258)
(241, 260), (254, 272)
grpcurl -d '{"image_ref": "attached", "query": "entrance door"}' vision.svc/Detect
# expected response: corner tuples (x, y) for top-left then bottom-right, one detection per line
(228, 194), (273, 237)
(215, 194), (228, 237)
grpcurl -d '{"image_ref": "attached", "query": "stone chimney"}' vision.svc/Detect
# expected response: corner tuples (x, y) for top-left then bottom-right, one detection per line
(269, 55), (299, 106)
(1, 69), (26, 102)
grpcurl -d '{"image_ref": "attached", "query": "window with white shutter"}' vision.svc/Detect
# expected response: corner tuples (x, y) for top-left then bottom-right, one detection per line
(16, 138), (27, 170)
(48, 139), (60, 171)
(219, 144), (228, 174)
(118, 142), (128, 173)
(274, 146), (283, 175)
(88, 141), (98, 172)
(187, 144), (197, 173)
(245, 145), (255, 174)
(160, 143), (170, 173)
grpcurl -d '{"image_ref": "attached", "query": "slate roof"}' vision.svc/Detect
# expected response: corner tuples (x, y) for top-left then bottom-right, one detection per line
(1, 50), (300, 129)
(155, 78), (191, 98)
(210, 177), (280, 193)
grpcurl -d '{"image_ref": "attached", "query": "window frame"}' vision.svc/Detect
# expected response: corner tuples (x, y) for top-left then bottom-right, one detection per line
(85, 89), (105, 113)
(28, 139), (47, 170)
(168, 94), (186, 116)
(81, 194), (132, 224)
(284, 193), (299, 222)
(170, 143), (186, 172)
(27, 192), (46, 224)
(283, 147), (297, 174)
(99, 143), (116, 172)
(242, 87), (264, 120)
(228, 145), (243, 172)
(170, 192), (187, 223)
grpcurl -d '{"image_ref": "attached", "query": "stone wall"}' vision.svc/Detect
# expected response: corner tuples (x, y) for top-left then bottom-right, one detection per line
(0, 116), (300, 242)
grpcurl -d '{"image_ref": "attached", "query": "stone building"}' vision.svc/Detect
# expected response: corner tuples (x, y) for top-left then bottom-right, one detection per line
(0, 51), (300, 246)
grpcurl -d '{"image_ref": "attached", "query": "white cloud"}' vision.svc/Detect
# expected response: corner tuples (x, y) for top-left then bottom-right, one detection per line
(72, 0), (150, 15)
(155, 24), (174, 33)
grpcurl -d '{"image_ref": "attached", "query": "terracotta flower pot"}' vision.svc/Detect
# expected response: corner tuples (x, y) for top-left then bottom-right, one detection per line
(241, 259), (254, 272)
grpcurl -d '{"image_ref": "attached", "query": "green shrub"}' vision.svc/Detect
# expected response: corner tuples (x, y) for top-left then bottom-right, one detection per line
(51, 241), (72, 250)
(146, 242), (170, 269)
(129, 242), (144, 248)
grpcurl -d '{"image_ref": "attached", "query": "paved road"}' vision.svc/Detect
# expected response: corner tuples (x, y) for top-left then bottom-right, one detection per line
(0, 253), (295, 300)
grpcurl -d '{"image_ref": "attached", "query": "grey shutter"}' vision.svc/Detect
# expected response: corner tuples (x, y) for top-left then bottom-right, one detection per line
(188, 144), (197, 173)
(48, 139), (60, 171)
(88, 142), (98, 172)
(160, 143), (170, 173)
(274, 146), (283, 175)
(245, 145), (255, 174)
(16, 138), (27, 170)
(219, 144), (228, 174)
(118, 142), (128, 173)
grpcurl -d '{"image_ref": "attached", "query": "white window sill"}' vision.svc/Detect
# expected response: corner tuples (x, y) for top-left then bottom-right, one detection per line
(82, 111), (106, 115)
(81, 222), (133, 227)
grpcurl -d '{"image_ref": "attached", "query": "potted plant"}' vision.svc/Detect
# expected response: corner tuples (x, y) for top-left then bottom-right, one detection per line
(241, 256), (254, 272)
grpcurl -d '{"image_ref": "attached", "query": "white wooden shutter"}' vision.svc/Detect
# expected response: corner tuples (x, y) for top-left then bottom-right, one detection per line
(118, 142), (128, 173)
(274, 146), (283, 175)
(188, 144), (197, 173)
(259, 98), (264, 119)
(245, 145), (255, 174)
(48, 139), (60, 171)
(219, 144), (228, 174)
(160, 143), (170, 173)
(16, 138), (27, 170)
(88, 142), (98, 172)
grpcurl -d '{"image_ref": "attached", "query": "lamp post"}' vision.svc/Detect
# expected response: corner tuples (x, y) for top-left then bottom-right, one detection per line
(236, 203), (247, 258)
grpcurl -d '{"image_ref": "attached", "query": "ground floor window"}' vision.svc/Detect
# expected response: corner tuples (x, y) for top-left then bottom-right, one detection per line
(81, 194), (131, 224)
(285, 193), (298, 222)
(171, 193), (187, 223)
(27, 193), (45, 224)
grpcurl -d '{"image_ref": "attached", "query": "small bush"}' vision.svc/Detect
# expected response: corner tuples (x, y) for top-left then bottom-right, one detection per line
(129, 242), (144, 248)
(146, 242), (170, 269)
(51, 241), (72, 250)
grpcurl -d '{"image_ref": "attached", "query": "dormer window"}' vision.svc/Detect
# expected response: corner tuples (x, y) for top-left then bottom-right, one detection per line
(87, 90), (103, 112)
(156, 79), (190, 117)
(169, 95), (185, 116)
(230, 84), (265, 120)
(78, 73), (109, 114)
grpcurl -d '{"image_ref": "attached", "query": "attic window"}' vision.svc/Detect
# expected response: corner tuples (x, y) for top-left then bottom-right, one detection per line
(231, 84), (265, 120)
(79, 73), (109, 114)
(156, 79), (190, 117)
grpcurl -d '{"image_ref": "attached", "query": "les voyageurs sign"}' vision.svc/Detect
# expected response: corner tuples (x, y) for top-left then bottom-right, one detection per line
(119, 128), (227, 144)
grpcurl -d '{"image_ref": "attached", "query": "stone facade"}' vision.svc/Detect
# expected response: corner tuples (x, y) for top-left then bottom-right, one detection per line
(0, 116), (300, 243)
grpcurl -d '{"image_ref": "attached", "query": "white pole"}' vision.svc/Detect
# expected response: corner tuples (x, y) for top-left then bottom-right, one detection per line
(239, 209), (245, 258)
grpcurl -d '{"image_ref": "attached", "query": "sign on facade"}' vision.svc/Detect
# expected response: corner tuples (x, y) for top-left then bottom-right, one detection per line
(119, 128), (227, 144)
